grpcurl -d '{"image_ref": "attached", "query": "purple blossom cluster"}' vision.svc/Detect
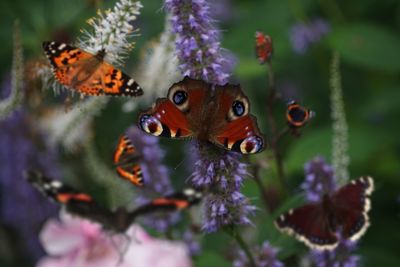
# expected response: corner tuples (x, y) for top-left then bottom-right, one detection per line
(0, 76), (59, 260)
(165, 0), (231, 84)
(302, 157), (360, 266)
(233, 241), (284, 267)
(125, 127), (180, 232)
(190, 150), (256, 232)
(166, 0), (254, 232)
(289, 18), (330, 54)
(301, 156), (336, 202)
(310, 239), (360, 267)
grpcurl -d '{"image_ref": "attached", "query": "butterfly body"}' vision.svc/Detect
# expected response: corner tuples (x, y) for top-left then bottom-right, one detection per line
(275, 176), (373, 250)
(26, 171), (202, 232)
(42, 41), (143, 97)
(139, 77), (264, 154)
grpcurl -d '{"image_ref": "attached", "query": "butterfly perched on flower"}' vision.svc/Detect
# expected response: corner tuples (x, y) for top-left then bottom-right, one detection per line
(275, 176), (374, 250)
(255, 31), (273, 64)
(113, 134), (143, 186)
(42, 41), (143, 97)
(286, 100), (315, 128)
(26, 171), (202, 233)
(138, 77), (264, 154)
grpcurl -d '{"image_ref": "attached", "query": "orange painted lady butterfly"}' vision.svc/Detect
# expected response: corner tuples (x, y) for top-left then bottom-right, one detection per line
(42, 41), (143, 97)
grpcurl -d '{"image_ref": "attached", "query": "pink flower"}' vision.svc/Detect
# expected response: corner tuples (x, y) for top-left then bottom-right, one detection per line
(37, 212), (192, 267)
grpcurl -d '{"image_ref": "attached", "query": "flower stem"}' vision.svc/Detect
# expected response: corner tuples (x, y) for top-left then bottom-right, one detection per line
(225, 225), (256, 267)
(265, 61), (287, 193)
(251, 163), (271, 213)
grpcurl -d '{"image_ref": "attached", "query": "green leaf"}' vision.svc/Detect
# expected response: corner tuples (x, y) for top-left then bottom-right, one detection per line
(328, 23), (400, 72)
(195, 251), (231, 267)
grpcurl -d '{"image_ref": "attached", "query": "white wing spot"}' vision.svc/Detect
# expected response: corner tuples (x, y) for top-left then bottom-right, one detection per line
(58, 43), (66, 50)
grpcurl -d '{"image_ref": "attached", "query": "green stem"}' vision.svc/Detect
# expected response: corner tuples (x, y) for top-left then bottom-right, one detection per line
(251, 163), (271, 213)
(265, 61), (288, 193)
(225, 226), (256, 267)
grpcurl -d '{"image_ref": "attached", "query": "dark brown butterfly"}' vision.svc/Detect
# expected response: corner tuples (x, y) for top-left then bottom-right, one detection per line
(275, 176), (374, 250)
(26, 171), (202, 233)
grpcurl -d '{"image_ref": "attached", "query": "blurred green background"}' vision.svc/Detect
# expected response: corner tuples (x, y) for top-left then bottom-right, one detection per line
(0, 0), (399, 266)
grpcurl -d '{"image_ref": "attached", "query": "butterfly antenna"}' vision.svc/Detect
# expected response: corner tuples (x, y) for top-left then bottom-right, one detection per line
(174, 157), (187, 171)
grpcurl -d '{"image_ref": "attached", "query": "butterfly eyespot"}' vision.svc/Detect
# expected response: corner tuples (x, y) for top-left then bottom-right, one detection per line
(173, 90), (188, 105)
(168, 85), (190, 112)
(228, 97), (249, 121)
(240, 136), (264, 154)
(139, 115), (163, 136)
(232, 101), (245, 116)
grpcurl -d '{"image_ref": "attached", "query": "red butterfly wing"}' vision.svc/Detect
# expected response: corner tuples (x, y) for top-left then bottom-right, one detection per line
(25, 171), (127, 231)
(275, 203), (338, 250)
(331, 176), (374, 241)
(211, 84), (264, 154)
(138, 77), (209, 139)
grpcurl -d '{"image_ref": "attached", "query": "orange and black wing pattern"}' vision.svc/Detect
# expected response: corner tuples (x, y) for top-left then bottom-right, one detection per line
(113, 134), (143, 186)
(42, 41), (143, 97)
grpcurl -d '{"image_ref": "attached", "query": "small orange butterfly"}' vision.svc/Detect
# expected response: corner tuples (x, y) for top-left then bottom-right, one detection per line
(113, 134), (143, 186)
(42, 41), (143, 97)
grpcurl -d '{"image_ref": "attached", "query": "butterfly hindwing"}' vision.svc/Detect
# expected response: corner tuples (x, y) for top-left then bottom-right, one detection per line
(42, 41), (143, 97)
(275, 203), (338, 250)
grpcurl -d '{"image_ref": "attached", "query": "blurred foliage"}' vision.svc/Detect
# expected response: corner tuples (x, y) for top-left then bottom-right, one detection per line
(0, 0), (399, 266)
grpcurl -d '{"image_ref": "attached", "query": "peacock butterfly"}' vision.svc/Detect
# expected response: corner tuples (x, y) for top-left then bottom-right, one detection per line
(113, 134), (143, 187)
(286, 100), (315, 128)
(26, 171), (202, 233)
(275, 176), (374, 250)
(138, 77), (264, 154)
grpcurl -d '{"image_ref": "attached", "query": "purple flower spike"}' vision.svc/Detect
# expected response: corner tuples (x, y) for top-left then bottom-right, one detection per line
(301, 156), (336, 202)
(0, 76), (60, 260)
(193, 152), (256, 233)
(233, 241), (284, 267)
(165, 0), (233, 84)
(289, 18), (330, 54)
(125, 127), (179, 232)
(310, 239), (360, 267)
